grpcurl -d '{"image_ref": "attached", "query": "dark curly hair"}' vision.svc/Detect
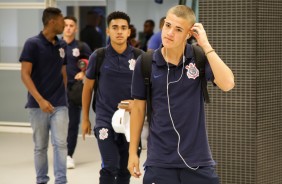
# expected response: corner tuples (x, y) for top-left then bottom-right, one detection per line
(107, 11), (130, 27)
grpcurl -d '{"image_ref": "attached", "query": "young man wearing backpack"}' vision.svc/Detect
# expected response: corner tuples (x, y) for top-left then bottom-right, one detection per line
(81, 11), (143, 184)
(63, 16), (92, 169)
(128, 5), (235, 184)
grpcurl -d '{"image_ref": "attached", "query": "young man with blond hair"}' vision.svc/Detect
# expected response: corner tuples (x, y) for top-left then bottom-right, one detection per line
(128, 5), (235, 184)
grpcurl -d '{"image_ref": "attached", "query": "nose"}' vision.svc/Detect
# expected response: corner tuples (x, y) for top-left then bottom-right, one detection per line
(117, 28), (123, 34)
(167, 28), (174, 37)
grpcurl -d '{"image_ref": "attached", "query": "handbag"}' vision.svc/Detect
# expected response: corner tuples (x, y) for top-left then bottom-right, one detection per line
(68, 80), (83, 106)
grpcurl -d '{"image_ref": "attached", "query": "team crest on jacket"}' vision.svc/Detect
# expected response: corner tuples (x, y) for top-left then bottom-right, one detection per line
(59, 48), (65, 58)
(72, 48), (80, 57)
(99, 128), (109, 140)
(185, 63), (199, 79)
(128, 59), (136, 70)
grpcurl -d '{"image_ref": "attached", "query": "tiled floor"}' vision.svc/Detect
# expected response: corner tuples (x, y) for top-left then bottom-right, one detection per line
(0, 130), (146, 184)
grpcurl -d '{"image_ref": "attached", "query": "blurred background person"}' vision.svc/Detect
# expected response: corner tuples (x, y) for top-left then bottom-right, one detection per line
(139, 19), (155, 51)
(128, 24), (140, 48)
(63, 15), (92, 169)
(80, 10), (103, 51)
(147, 16), (165, 51)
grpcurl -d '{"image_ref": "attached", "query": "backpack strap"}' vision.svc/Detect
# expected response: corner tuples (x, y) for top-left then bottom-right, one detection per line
(92, 47), (106, 111)
(141, 51), (153, 123)
(77, 40), (84, 52)
(77, 40), (90, 59)
(92, 47), (142, 112)
(132, 47), (143, 59)
(140, 45), (210, 124)
(192, 44), (210, 103)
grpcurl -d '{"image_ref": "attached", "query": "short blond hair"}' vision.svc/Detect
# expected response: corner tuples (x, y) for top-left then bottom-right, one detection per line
(167, 5), (196, 27)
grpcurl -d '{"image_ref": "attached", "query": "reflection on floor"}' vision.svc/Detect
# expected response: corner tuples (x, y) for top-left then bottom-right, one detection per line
(0, 131), (146, 184)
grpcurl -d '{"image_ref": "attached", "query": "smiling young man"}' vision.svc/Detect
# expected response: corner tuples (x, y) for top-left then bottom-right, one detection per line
(128, 5), (235, 184)
(81, 11), (143, 184)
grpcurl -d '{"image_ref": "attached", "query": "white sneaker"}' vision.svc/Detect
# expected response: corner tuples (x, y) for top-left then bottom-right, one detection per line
(67, 156), (75, 169)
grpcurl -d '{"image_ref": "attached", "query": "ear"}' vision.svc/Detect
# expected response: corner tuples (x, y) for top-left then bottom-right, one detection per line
(186, 33), (191, 40)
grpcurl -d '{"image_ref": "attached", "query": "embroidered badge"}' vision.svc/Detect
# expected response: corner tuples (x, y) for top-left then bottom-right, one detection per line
(128, 59), (136, 70)
(99, 128), (109, 140)
(72, 48), (80, 57)
(185, 63), (199, 79)
(59, 48), (65, 58)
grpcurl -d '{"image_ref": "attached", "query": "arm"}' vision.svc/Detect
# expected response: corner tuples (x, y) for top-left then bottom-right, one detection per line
(128, 99), (146, 178)
(61, 65), (67, 88)
(75, 42), (92, 80)
(147, 32), (160, 51)
(117, 99), (134, 112)
(74, 71), (85, 80)
(81, 77), (95, 140)
(21, 61), (54, 113)
(191, 23), (235, 92)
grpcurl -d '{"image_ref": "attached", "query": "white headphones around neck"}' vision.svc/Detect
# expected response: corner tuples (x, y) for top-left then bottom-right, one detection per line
(165, 48), (199, 171)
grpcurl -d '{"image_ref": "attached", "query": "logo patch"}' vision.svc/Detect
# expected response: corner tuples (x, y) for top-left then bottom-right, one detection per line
(153, 74), (163, 79)
(185, 63), (199, 79)
(72, 48), (80, 57)
(128, 59), (136, 70)
(99, 128), (109, 140)
(59, 48), (65, 58)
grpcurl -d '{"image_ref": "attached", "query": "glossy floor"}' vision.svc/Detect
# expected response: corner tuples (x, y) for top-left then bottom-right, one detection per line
(0, 131), (146, 184)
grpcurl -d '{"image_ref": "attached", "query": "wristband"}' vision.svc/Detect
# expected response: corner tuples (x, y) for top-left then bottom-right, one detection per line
(205, 49), (215, 56)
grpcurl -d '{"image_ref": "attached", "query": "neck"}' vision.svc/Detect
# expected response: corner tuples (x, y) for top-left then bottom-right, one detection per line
(42, 28), (57, 44)
(111, 42), (127, 54)
(63, 36), (75, 44)
(162, 45), (185, 65)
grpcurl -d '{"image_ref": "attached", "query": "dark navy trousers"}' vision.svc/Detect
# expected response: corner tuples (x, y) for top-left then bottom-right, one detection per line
(143, 166), (220, 184)
(95, 128), (132, 184)
(67, 101), (81, 157)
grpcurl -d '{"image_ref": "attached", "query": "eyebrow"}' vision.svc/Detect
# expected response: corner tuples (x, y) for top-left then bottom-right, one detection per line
(176, 26), (184, 31)
(111, 24), (128, 28)
(165, 21), (184, 31)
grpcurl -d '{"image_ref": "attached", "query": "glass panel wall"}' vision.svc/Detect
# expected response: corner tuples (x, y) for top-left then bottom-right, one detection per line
(0, 0), (106, 64)
(0, 9), (43, 63)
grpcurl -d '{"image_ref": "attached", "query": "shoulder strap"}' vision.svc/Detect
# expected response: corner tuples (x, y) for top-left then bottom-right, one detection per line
(92, 47), (142, 112)
(77, 40), (89, 59)
(192, 44), (210, 103)
(92, 47), (106, 112)
(77, 40), (84, 52)
(141, 51), (153, 123)
(132, 48), (143, 59)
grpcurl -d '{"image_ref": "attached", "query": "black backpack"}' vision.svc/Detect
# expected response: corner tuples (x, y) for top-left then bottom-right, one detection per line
(92, 47), (143, 111)
(141, 44), (210, 123)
